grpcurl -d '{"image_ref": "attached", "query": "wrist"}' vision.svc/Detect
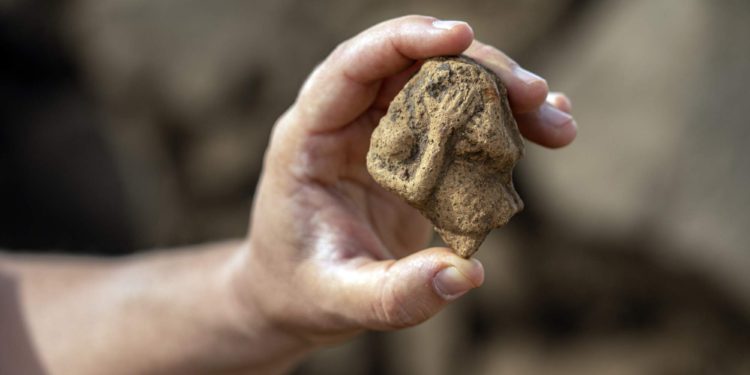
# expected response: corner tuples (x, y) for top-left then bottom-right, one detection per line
(220, 239), (315, 373)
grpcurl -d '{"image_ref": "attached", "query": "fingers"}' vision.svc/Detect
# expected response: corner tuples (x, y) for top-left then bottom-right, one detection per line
(548, 91), (572, 113)
(464, 41), (577, 148)
(295, 15), (474, 133)
(515, 93), (577, 148)
(319, 248), (484, 330)
(464, 40), (548, 114)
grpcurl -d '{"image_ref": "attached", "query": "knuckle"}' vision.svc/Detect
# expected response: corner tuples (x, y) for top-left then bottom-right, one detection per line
(329, 39), (351, 62)
(505, 58), (520, 71)
(479, 44), (517, 69)
(477, 43), (496, 56)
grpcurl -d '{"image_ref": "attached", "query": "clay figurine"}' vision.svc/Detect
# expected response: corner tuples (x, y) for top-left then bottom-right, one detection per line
(366, 56), (524, 258)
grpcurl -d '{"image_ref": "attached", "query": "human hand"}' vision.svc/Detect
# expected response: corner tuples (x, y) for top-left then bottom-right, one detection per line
(231, 15), (577, 349)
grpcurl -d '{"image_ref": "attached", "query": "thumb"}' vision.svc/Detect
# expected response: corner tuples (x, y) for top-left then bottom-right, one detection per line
(325, 248), (484, 330)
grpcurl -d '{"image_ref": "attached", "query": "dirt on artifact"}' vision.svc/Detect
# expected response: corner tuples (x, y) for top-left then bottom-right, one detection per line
(367, 56), (525, 257)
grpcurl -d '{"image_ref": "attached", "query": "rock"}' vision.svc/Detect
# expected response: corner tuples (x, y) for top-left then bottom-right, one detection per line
(367, 56), (525, 258)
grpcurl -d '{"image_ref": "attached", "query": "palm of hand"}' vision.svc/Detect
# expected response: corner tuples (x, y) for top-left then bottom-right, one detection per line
(288, 106), (433, 261)
(246, 105), (436, 340)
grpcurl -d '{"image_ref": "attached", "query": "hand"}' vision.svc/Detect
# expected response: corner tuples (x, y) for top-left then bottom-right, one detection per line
(231, 15), (577, 349)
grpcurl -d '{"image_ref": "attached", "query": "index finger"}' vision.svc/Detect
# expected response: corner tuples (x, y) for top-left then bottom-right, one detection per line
(294, 15), (474, 133)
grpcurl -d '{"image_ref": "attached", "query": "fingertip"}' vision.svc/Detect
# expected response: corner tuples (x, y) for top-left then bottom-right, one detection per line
(547, 91), (573, 113)
(560, 119), (579, 146)
(380, 15), (474, 59)
(413, 247), (484, 300)
(516, 102), (578, 148)
(547, 119), (578, 148)
(341, 247), (486, 329)
(430, 19), (475, 51)
(446, 253), (484, 286)
(432, 260), (483, 301)
(431, 19), (472, 34)
(467, 257), (485, 287)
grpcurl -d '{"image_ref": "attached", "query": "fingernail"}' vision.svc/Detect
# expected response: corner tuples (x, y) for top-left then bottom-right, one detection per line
(434, 267), (474, 300)
(432, 20), (468, 30)
(514, 66), (546, 85)
(539, 102), (574, 128)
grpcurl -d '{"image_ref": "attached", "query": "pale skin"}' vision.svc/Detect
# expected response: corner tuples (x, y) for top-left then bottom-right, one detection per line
(0, 16), (576, 375)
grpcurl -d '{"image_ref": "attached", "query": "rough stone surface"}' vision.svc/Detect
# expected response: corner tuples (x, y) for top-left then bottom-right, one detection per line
(367, 56), (525, 258)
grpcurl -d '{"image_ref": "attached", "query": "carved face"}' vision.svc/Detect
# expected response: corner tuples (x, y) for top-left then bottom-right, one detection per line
(367, 57), (524, 257)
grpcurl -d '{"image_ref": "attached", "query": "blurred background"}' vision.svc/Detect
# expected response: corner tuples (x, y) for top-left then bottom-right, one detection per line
(1, 0), (749, 374)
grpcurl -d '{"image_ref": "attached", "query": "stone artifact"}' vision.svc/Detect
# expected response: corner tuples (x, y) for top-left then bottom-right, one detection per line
(367, 56), (525, 258)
